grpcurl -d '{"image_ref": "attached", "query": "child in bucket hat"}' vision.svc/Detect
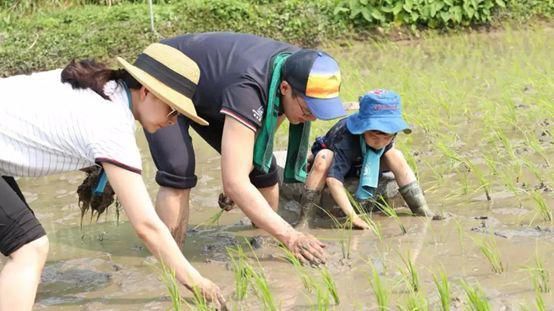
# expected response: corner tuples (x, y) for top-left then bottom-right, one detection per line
(297, 89), (437, 229)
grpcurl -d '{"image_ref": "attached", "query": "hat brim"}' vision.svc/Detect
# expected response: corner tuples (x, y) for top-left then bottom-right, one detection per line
(346, 113), (412, 135)
(304, 96), (346, 120)
(117, 57), (209, 126)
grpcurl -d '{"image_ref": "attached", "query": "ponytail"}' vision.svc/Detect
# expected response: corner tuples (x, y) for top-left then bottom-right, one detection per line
(61, 59), (141, 99)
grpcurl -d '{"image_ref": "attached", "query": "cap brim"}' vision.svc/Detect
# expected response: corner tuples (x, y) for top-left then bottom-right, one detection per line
(117, 57), (209, 126)
(304, 96), (346, 120)
(346, 113), (411, 135)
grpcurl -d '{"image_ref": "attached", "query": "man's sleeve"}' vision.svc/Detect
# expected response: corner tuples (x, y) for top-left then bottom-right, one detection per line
(220, 81), (265, 132)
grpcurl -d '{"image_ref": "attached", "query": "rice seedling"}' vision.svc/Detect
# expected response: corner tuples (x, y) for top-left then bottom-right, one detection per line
(158, 261), (184, 311)
(529, 191), (552, 224)
(373, 198), (407, 234)
(250, 269), (277, 311)
(320, 267), (340, 305)
(346, 190), (383, 240)
(279, 245), (315, 292)
(460, 280), (490, 311)
(454, 219), (466, 253)
(432, 270), (451, 311)
(191, 285), (218, 311)
(398, 252), (420, 292)
(399, 291), (428, 311)
(312, 283), (331, 311)
(226, 245), (253, 300)
(474, 236), (504, 273)
(368, 263), (389, 311)
(525, 253), (550, 293)
(535, 292), (546, 311)
(192, 209), (224, 230)
(243, 240), (278, 310)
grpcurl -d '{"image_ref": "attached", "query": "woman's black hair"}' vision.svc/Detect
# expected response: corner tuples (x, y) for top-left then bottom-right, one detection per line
(63, 59), (139, 222)
(61, 59), (141, 99)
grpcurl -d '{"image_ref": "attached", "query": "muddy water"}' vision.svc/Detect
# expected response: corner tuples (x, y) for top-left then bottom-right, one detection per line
(2, 29), (554, 310)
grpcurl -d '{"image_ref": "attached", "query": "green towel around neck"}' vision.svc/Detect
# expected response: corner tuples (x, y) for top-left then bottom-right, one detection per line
(355, 136), (385, 200)
(253, 52), (311, 183)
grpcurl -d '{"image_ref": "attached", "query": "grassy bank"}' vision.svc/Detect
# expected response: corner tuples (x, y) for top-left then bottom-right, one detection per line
(1, 0), (552, 76)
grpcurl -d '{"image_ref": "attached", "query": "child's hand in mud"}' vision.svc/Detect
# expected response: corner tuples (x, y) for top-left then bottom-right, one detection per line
(189, 277), (228, 310)
(351, 216), (371, 230)
(286, 232), (327, 266)
(218, 193), (235, 211)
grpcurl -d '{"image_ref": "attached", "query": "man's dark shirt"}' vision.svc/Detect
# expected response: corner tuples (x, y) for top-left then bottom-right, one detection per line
(162, 32), (300, 132)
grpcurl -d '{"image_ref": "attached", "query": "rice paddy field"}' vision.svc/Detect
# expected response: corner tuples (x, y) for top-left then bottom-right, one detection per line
(1, 25), (552, 310)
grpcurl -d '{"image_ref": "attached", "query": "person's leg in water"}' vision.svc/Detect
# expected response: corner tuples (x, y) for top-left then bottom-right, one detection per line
(0, 177), (49, 311)
(296, 149), (334, 227)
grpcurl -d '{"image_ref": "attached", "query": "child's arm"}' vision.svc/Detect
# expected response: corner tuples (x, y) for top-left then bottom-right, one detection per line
(326, 177), (371, 229)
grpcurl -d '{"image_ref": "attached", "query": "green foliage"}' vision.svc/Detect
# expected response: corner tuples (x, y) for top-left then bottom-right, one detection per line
(334, 0), (550, 29)
(0, 0), (551, 76)
(334, 0), (496, 28)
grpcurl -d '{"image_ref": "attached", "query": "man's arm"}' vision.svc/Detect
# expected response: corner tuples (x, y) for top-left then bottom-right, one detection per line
(221, 116), (326, 264)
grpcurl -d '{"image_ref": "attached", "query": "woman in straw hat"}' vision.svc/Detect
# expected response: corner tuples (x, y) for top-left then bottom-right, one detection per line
(0, 43), (225, 310)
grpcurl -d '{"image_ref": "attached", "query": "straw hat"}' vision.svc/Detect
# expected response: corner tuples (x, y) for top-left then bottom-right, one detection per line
(117, 43), (209, 126)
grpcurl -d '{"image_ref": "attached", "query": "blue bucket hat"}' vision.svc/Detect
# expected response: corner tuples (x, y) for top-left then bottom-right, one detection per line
(346, 89), (411, 135)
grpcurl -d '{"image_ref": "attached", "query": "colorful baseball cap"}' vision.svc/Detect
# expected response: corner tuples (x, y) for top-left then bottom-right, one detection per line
(282, 50), (346, 120)
(346, 89), (412, 135)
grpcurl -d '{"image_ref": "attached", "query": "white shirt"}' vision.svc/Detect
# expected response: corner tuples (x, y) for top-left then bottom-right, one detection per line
(0, 69), (142, 177)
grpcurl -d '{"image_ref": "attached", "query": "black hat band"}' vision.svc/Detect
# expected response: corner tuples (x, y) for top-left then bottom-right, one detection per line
(134, 53), (196, 99)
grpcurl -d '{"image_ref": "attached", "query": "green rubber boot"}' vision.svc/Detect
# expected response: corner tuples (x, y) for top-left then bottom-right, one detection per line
(399, 181), (435, 217)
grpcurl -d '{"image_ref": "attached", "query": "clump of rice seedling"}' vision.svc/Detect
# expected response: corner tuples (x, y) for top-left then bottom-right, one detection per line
(243, 241), (277, 310)
(432, 270), (451, 311)
(320, 267), (340, 305)
(529, 191), (552, 224)
(193, 209), (224, 230)
(535, 292), (546, 311)
(525, 253), (550, 293)
(460, 280), (490, 311)
(279, 245), (315, 292)
(227, 245), (253, 300)
(373, 198), (407, 234)
(368, 264), (389, 311)
(474, 236), (504, 273)
(191, 286), (214, 311)
(399, 252), (420, 292)
(313, 282), (331, 310)
(158, 261), (184, 310)
(250, 269), (277, 311)
(399, 291), (428, 311)
(346, 190), (383, 240)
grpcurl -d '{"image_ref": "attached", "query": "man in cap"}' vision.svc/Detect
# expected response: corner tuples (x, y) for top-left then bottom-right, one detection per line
(143, 32), (346, 264)
(299, 89), (437, 229)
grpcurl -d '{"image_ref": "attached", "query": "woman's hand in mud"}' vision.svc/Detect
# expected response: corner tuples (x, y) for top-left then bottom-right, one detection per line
(286, 231), (326, 266)
(188, 277), (228, 310)
(218, 192), (235, 211)
(351, 216), (371, 230)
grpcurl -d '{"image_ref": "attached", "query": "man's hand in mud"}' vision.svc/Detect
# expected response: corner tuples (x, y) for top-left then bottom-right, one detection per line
(351, 216), (371, 230)
(218, 193), (235, 211)
(286, 231), (326, 266)
(188, 277), (228, 310)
